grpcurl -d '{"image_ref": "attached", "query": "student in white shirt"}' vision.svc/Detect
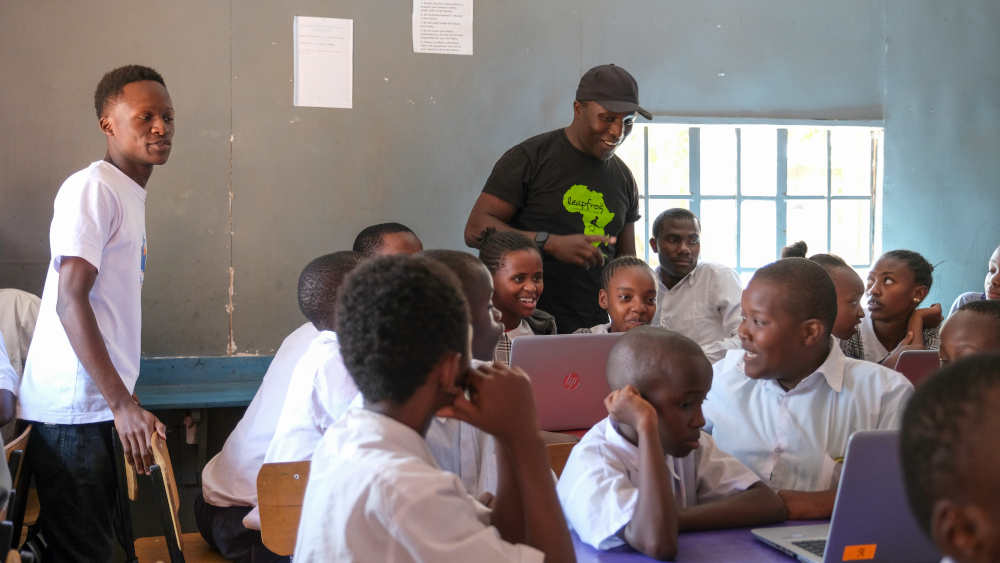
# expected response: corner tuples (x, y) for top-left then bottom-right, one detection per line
(294, 255), (574, 562)
(193, 253), (359, 562)
(0, 289), (40, 435)
(263, 252), (365, 465)
(648, 208), (742, 362)
(0, 334), (17, 430)
(900, 354), (1000, 563)
(574, 257), (657, 334)
(558, 327), (785, 559)
(19, 65), (173, 561)
(703, 258), (913, 520)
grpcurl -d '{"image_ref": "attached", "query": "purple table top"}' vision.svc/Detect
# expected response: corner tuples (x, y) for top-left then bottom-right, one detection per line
(572, 520), (828, 562)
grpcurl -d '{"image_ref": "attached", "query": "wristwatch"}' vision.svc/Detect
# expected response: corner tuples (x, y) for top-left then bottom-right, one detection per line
(534, 231), (549, 251)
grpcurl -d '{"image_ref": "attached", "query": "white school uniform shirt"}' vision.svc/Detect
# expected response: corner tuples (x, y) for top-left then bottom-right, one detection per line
(264, 330), (357, 464)
(556, 417), (759, 550)
(201, 322), (317, 507)
(0, 288), (40, 379)
(652, 262), (742, 363)
(703, 342), (913, 492)
(0, 335), (18, 394)
(21, 161), (147, 424)
(294, 408), (542, 563)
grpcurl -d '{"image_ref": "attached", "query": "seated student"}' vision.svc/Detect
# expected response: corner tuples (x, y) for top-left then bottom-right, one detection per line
(939, 300), (1000, 365)
(0, 334), (16, 434)
(809, 252), (865, 341)
(574, 257), (657, 334)
(948, 244), (999, 316)
(352, 222), (423, 256)
(557, 327), (785, 559)
(900, 353), (1000, 563)
(194, 253), (358, 562)
(648, 208), (741, 363)
(294, 255), (574, 562)
(478, 229), (556, 364)
(842, 249), (942, 366)
(704, 258), (914, 519)
(263, 252), (363, 465)
(0, 289), (40, 436)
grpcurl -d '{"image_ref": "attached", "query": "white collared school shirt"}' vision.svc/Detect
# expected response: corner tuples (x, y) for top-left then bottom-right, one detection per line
(652, 262), (742, 363)
(294, 408), (543, 563)
(264, 330), (357, 463)
(556, 417), (760, 550)
(201, 322), (317, 507)
(703, 342), (913, 491)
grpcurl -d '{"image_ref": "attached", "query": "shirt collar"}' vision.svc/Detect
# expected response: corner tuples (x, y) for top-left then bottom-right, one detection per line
(778, 338), (846, 394)
(656, 263), (701, 291)
(601, 417), (681, 481)
(349, 408), (437, 466)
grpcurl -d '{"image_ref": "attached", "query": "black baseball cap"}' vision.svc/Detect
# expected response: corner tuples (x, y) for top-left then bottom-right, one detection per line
(575, 64), (652, 120)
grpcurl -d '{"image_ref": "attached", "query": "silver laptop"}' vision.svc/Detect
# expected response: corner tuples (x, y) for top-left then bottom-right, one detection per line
(752, 430), (940, 562)
(509, 333), (621, 431)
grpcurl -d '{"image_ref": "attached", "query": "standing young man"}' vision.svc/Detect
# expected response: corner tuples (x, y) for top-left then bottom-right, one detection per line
(20, 65), (173, 561)
(464, 64), (648, 333)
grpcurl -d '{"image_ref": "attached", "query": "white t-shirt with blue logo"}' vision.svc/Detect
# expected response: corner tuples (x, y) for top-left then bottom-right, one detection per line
(20, 161), (147, 424)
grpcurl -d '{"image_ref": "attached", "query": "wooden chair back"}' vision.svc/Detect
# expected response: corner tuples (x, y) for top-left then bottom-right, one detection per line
(894, 349), (941, 387)
(256, 461), (310, 556)
(3, 425), (30, 462)
(546, 442), (576, 478)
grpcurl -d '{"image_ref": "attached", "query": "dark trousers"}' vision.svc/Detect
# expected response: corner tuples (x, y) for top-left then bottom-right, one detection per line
(25, 421), (128, 563)
(194, 492), (289, 563)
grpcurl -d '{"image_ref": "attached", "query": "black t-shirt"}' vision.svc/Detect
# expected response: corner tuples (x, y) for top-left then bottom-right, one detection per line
(482, 128), (640, 333)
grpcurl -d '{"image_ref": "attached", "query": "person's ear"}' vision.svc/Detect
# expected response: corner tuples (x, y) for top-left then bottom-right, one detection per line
(598, 288), (609, 311)
(436, 351), (464, 395)
(99, 114), (114, 137)
(913, 284), (930, 304)
(801, 319), (825, 347)
(573, 100), (585, 118)
(649, 237), (658, 253)
(932, 500), (991, 562)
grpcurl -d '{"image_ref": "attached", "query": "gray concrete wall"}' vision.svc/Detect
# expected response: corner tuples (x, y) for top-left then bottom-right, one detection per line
(1, 1), (994, 354)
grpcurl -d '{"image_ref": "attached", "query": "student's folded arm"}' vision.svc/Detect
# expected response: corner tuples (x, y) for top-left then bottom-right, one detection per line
(678, 481), (786, 531)
(622, 416), (679, 561)
(777, 489), (837, 520)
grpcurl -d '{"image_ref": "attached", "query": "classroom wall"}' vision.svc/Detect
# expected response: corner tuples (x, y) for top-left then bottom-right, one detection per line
(1, 1), (995, 355)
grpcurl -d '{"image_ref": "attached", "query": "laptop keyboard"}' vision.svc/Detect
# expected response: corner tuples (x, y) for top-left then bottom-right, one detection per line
(792, 540), (827, 557)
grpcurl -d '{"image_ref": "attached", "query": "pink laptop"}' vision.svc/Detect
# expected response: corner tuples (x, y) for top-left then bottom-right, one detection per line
(509, 333), (622, 431)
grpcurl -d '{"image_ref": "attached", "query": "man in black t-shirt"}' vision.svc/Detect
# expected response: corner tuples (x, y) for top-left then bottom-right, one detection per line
(464, 64), (650, 333)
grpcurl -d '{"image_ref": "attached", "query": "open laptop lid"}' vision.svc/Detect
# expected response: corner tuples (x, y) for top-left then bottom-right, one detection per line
(824, 430), (940, 562)
(510, 333), (621, 431)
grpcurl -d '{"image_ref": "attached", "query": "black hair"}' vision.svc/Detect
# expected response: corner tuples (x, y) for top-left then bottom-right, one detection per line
(651, 208), (699, 240)
(751, 258), (837, 334)
(781, 241), (808, 259)
(352, 222), (418, 257)
(336, 255), (469, 404)
(94, 65), (165, 118)
(297, 251), (363, 330)
(606, 327), (709, 392)
(421, 250), (490, 301)
(601, 256), (654, 291)
(476, 228), (540, 275)
(809, 252), (851, 271)
(880, 249), (934, 289)
(900, 353), (1000, 537)
(957, 298), (1000, 323)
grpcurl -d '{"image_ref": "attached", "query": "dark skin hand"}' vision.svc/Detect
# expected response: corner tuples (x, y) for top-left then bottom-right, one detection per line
(57, 257), (166, 474)
(678, 482), (787, 530)
(441, 364), (575, 563)
(606, 386), (678, 560)
(464, 192), (636, 269)
(777, 489), (836, 520)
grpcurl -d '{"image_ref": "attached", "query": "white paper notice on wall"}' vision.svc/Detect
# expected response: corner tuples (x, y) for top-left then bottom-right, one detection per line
(412, 0), (473, 56)
(293, 16), (353, 108)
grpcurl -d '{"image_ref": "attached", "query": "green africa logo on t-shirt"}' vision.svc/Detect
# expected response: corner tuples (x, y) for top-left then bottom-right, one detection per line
(562, 184), (615, 246)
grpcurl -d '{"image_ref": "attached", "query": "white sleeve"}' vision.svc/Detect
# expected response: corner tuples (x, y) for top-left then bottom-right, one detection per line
(701, 268), (744, 363)
(694, 432), (761, 503)
(556, 442), (636, 550)
(51, 178), (119, 272)
(875, 372), (915, 431)
(0, 335), (17, 393)
(387, 474), (543, 563)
